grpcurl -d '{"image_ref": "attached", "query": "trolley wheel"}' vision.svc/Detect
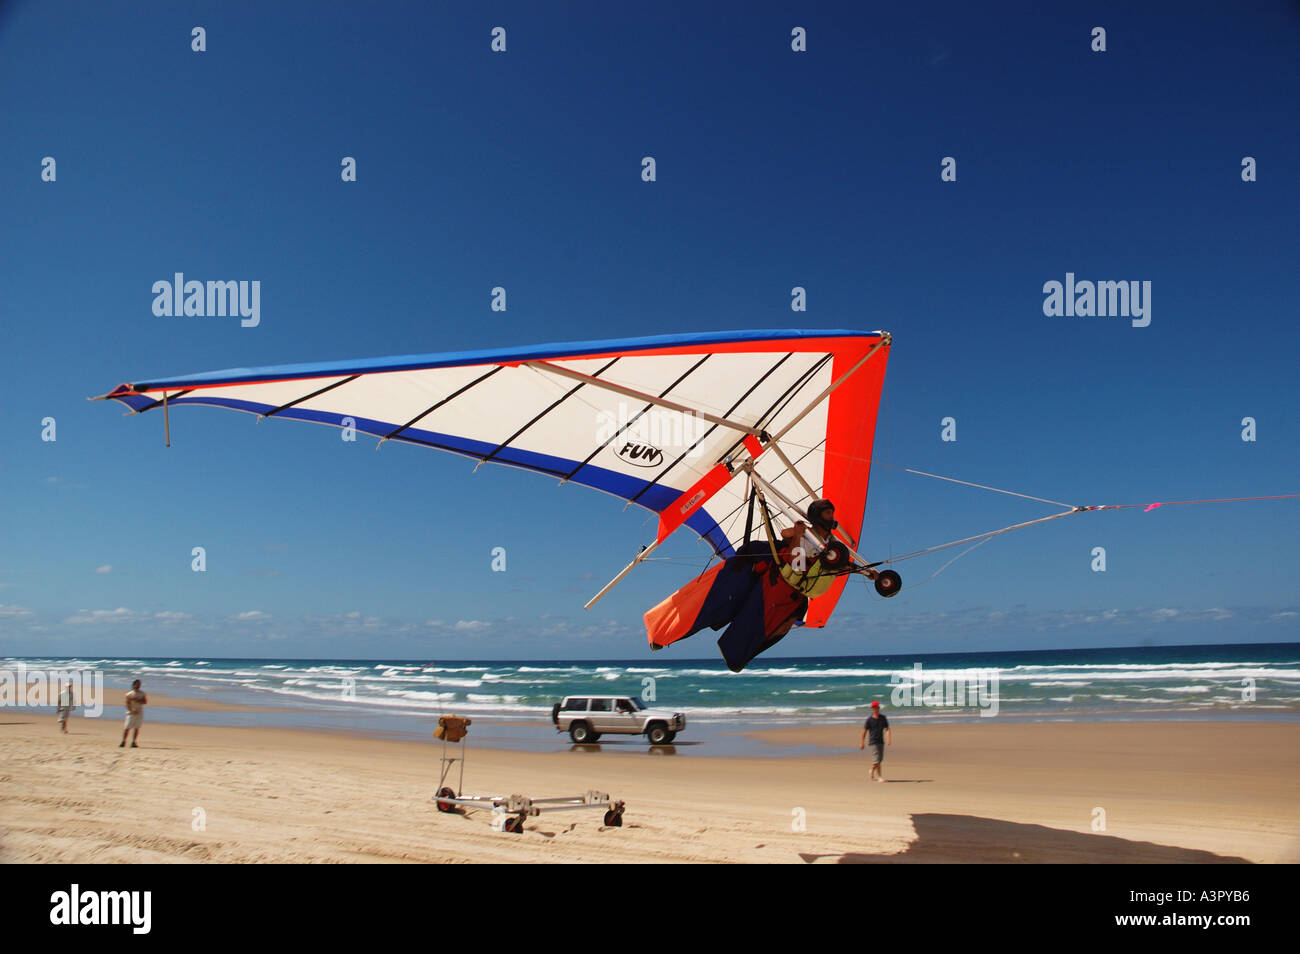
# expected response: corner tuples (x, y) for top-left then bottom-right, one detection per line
(646, 723), (671, 745)
(874, 569), (902, 598)
(503, 815), (525, 833)
(435, 787), (456, 812)
(603, 809), (623, 827)
(569, 721), (594, 743)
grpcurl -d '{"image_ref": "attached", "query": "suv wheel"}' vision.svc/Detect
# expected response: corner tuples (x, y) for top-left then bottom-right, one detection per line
(646, 723), (671, 745)
(570, 721), (594, 743)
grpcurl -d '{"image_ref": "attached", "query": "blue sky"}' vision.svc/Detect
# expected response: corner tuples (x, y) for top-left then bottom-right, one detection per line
(2, 1), (1297, 660)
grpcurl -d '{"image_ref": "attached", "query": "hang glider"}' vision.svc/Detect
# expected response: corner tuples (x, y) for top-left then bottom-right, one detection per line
(94, 330), (894, 665)
(94, 329), (1299, 670)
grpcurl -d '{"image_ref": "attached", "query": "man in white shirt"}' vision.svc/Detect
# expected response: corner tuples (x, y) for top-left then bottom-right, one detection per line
(120, 679), (147, 748)
(56, 680), (75, 734)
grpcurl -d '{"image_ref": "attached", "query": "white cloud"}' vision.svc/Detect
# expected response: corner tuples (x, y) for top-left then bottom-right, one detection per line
(64, 607), (146, 625)
(93, 565), (112, 575)
(0, 604), (33, 619)
(231, 610), (270, 622)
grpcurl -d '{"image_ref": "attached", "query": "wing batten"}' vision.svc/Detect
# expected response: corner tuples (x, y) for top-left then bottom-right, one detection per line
(381, 366), (504, 442)
(262, 375), (360, 419)
(132, 388), (196, 414)
(560, 353), (712, 484)
(480, 357), (621, 468)
(626, 351), (794, 508)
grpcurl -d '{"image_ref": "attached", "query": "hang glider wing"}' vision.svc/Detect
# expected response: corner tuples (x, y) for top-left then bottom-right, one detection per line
(96, 329), (891, 626)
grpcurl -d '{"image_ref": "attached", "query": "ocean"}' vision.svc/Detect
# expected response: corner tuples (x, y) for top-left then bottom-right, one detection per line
(7, 643), (1298, 730)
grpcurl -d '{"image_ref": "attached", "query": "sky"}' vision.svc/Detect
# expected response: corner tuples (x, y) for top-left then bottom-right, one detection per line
(1, 1), (1297, 660)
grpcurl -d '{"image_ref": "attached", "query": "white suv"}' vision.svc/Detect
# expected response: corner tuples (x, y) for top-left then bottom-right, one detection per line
(550, 695), (686, 745)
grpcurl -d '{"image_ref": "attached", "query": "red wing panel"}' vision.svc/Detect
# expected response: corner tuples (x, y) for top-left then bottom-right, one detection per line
(804, 344), (890, 627)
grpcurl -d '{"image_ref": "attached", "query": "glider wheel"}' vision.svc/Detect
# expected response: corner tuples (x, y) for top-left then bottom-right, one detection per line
(435, 787), (457, 812)
(874, 569), (902, 598)
(570, 721), (594, 743)
(603, 808), (624, 827)
(820, 540), (851, 569)
(646, 723), (671, 745)
(503, 815), (525, 834)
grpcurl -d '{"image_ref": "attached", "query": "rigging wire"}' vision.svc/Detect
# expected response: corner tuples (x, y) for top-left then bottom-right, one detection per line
(864, 533), (999, 597)
(876, 509), (1082, 565)
(873, 463), (1076, 511)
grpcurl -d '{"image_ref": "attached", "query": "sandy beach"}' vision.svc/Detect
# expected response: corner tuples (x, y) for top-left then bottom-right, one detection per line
(3, 712), (1296, 864)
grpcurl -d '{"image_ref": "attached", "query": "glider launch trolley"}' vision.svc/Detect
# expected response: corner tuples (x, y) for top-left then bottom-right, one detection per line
(431, 715), (625, 833)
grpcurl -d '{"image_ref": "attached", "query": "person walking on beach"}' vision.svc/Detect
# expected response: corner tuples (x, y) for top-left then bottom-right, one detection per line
(56, 680), (75, 734)
(120, 679), (146, 748)
(859, 700), (891, 782)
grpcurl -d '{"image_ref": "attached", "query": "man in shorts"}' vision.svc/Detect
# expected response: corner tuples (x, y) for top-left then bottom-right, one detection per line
(120, 679), (147, 748)
(859, 700), (891, 782)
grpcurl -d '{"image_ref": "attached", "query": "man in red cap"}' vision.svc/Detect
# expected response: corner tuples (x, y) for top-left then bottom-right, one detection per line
(859, 700), (891, 782)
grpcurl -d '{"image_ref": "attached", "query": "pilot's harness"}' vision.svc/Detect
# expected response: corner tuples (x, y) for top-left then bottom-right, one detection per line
(753, 489), (850, 599)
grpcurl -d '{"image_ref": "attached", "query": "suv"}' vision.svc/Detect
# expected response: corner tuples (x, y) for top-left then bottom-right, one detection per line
(550, 695), (686, 745)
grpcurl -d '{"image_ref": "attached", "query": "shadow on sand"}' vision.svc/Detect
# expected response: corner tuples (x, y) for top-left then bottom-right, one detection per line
(568, 741), (698, 754)
(799, 813), (1252, 864)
